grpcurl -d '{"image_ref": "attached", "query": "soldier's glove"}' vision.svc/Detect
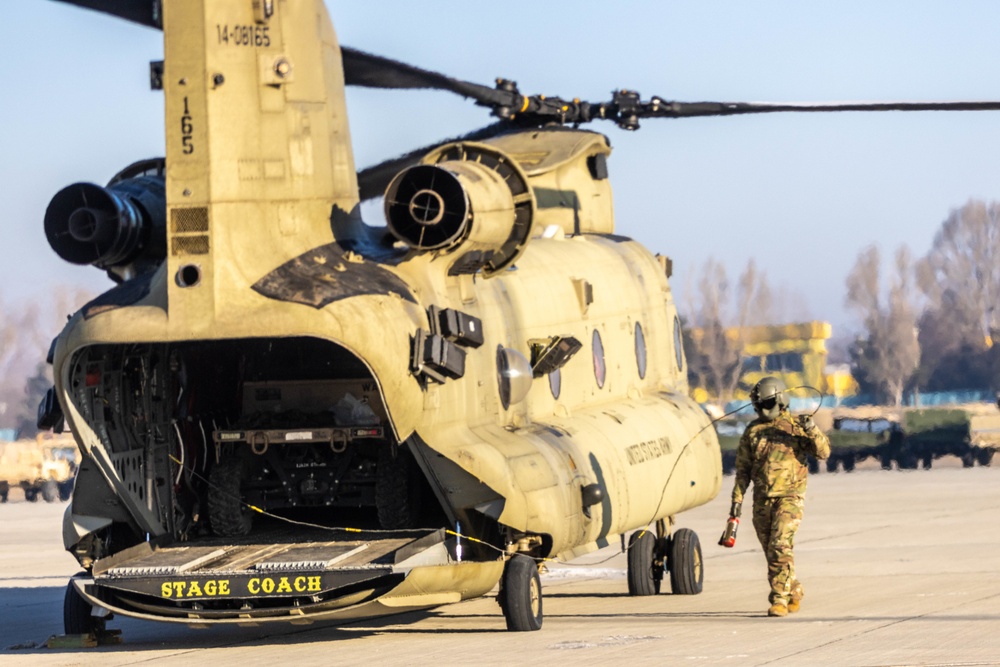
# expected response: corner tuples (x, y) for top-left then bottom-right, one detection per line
(798, 415), (816, 431)
(729, 501), (742, 518)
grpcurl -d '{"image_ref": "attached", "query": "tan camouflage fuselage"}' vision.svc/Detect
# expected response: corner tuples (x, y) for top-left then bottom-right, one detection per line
(50, 0), (721, 625)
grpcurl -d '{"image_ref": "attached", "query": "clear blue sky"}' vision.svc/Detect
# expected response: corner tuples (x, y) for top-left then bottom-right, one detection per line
(3, 1), (1000, 334)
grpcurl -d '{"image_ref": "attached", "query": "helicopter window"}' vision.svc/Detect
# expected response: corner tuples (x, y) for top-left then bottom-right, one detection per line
(549, 367), (561, 399)
(673, 316), (684, 371)
(635, 322), (647, 379)
(592, 329), (606, 389)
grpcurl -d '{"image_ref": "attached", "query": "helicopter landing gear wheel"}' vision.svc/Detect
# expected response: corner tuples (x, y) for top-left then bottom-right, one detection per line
(498, 555), (542, 631)
(41, 479), (59, 503)
(627, 529), (662, 596)
(64, 575), (108, 636)
(669, 528), (704, 595)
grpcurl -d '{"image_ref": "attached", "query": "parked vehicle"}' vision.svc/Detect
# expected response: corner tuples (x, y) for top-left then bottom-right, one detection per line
(0, 433), (79, 502)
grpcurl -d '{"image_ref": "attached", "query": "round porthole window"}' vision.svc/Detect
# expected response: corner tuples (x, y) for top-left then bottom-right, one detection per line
(635, 322), (647, 379)
(592, 329), (606, 389)
(673, 315), (684, 371)
(549, 367), (561, 399)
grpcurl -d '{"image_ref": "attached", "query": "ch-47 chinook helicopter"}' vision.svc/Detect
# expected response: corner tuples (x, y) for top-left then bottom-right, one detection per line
(36, 0), (1000, 636)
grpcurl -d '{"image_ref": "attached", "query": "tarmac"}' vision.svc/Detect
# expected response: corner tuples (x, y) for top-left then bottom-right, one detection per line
(2, 459), (999, 666)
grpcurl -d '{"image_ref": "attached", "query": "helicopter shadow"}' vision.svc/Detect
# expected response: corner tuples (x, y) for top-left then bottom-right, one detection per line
(0, 585), (500, 655)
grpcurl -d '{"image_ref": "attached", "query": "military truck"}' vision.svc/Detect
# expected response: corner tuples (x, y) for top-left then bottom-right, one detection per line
(0, 433), (79, 502)
(716, 403), (1000, 474)
(823, 405), (999, 471)
(716, 404), (999, 475)
(819, 407), (902, 472)
(902, 407), (999, 469)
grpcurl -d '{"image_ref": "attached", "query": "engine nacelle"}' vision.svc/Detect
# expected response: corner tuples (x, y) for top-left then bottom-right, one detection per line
(384, 142), (535, 277)
(44, 174), (166, 274)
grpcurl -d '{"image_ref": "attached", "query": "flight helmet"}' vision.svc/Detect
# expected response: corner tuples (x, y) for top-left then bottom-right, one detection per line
(750, 376), (788, 421)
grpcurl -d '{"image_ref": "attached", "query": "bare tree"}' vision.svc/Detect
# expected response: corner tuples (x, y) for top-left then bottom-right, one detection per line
(0, 287), (95, 436)
(912, 199), (1000, 391)
(917, 199), (1000, 343)
(845, 245), (921, 405)
(683, 257), (772, 402)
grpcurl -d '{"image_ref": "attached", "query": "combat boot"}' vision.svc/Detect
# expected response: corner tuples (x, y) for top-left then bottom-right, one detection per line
(788, 584), (804, 613)
(767, 603), (788, 617)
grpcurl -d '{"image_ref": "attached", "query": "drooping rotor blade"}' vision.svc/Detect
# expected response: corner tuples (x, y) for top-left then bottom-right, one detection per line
(560, 94), (1000, 130)
(642, 99), (1000, 118)
(341, 47), (519, 110)
(357, 122), (512, 202)
(50, 0), (161, 28)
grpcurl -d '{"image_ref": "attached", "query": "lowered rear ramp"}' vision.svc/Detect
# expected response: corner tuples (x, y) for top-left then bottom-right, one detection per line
(71, 528), (503, 625)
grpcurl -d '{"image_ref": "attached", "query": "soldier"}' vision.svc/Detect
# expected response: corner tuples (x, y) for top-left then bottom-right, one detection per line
(728, 376), (830, 617)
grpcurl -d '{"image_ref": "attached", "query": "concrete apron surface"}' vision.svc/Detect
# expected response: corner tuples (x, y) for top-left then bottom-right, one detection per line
(2, 462), (998, 666)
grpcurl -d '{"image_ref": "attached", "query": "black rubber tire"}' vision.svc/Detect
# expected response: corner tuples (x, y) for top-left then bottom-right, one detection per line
(898, 452), (919, 470)
(627, 530), (661, 596)
(921, 455), (933, 470)
(0, 482), (8, 503)
(208, 456), (253, 537)
(976, 448), (995, 467)
(961, 451), (976, 468)
(376, 445), (423, 530)
(879, 453), (894, 470)
(499, 555), (542, 631)
(807, 457), (819, 474)
(24, 487), (39, 502)
(668, 528), (704, 595)
(842, 455), (856, 473)
(58, 478), (75, 502)
(41, 479), (59, 503)
(64, 575), (106, 635)
(825, 457), (838, 473)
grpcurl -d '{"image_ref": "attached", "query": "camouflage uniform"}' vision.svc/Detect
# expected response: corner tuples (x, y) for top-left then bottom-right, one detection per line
(731, 409), (830, 606)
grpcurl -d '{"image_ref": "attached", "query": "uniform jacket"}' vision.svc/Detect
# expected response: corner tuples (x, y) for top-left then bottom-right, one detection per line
(731, 410), (831, 504)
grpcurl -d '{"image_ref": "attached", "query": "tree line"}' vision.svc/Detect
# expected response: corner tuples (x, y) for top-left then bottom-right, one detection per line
(0, 288), (92, 438)
(684, 198), (1000, 406)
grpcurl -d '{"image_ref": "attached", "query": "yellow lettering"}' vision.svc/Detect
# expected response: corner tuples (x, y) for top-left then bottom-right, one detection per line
(187, 581), (203, 597)
(205, 580), (217, 596)
(276, 577), (292, 594)
(172, 582), (186, 597)
(307, 576), (321, 592)
(294, 576), (306, 593)
(248, 578), (260, 594)
(161, 582), (173, 598)
(219, 580), (230, 595)
(261, 578), (275, 594)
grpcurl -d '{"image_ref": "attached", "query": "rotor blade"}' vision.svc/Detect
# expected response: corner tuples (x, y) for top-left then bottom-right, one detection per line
(342, 47), (517, 108)
(49, 0), (162, 28)
(357, 122), (512, 202)
(644, 99), (1000, 118)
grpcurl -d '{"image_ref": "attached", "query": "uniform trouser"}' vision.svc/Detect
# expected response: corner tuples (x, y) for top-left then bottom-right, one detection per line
(752, 495), (805, 605)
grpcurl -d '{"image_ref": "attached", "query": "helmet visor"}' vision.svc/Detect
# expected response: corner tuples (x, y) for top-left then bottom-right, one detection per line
(757, 397), (778, 410)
